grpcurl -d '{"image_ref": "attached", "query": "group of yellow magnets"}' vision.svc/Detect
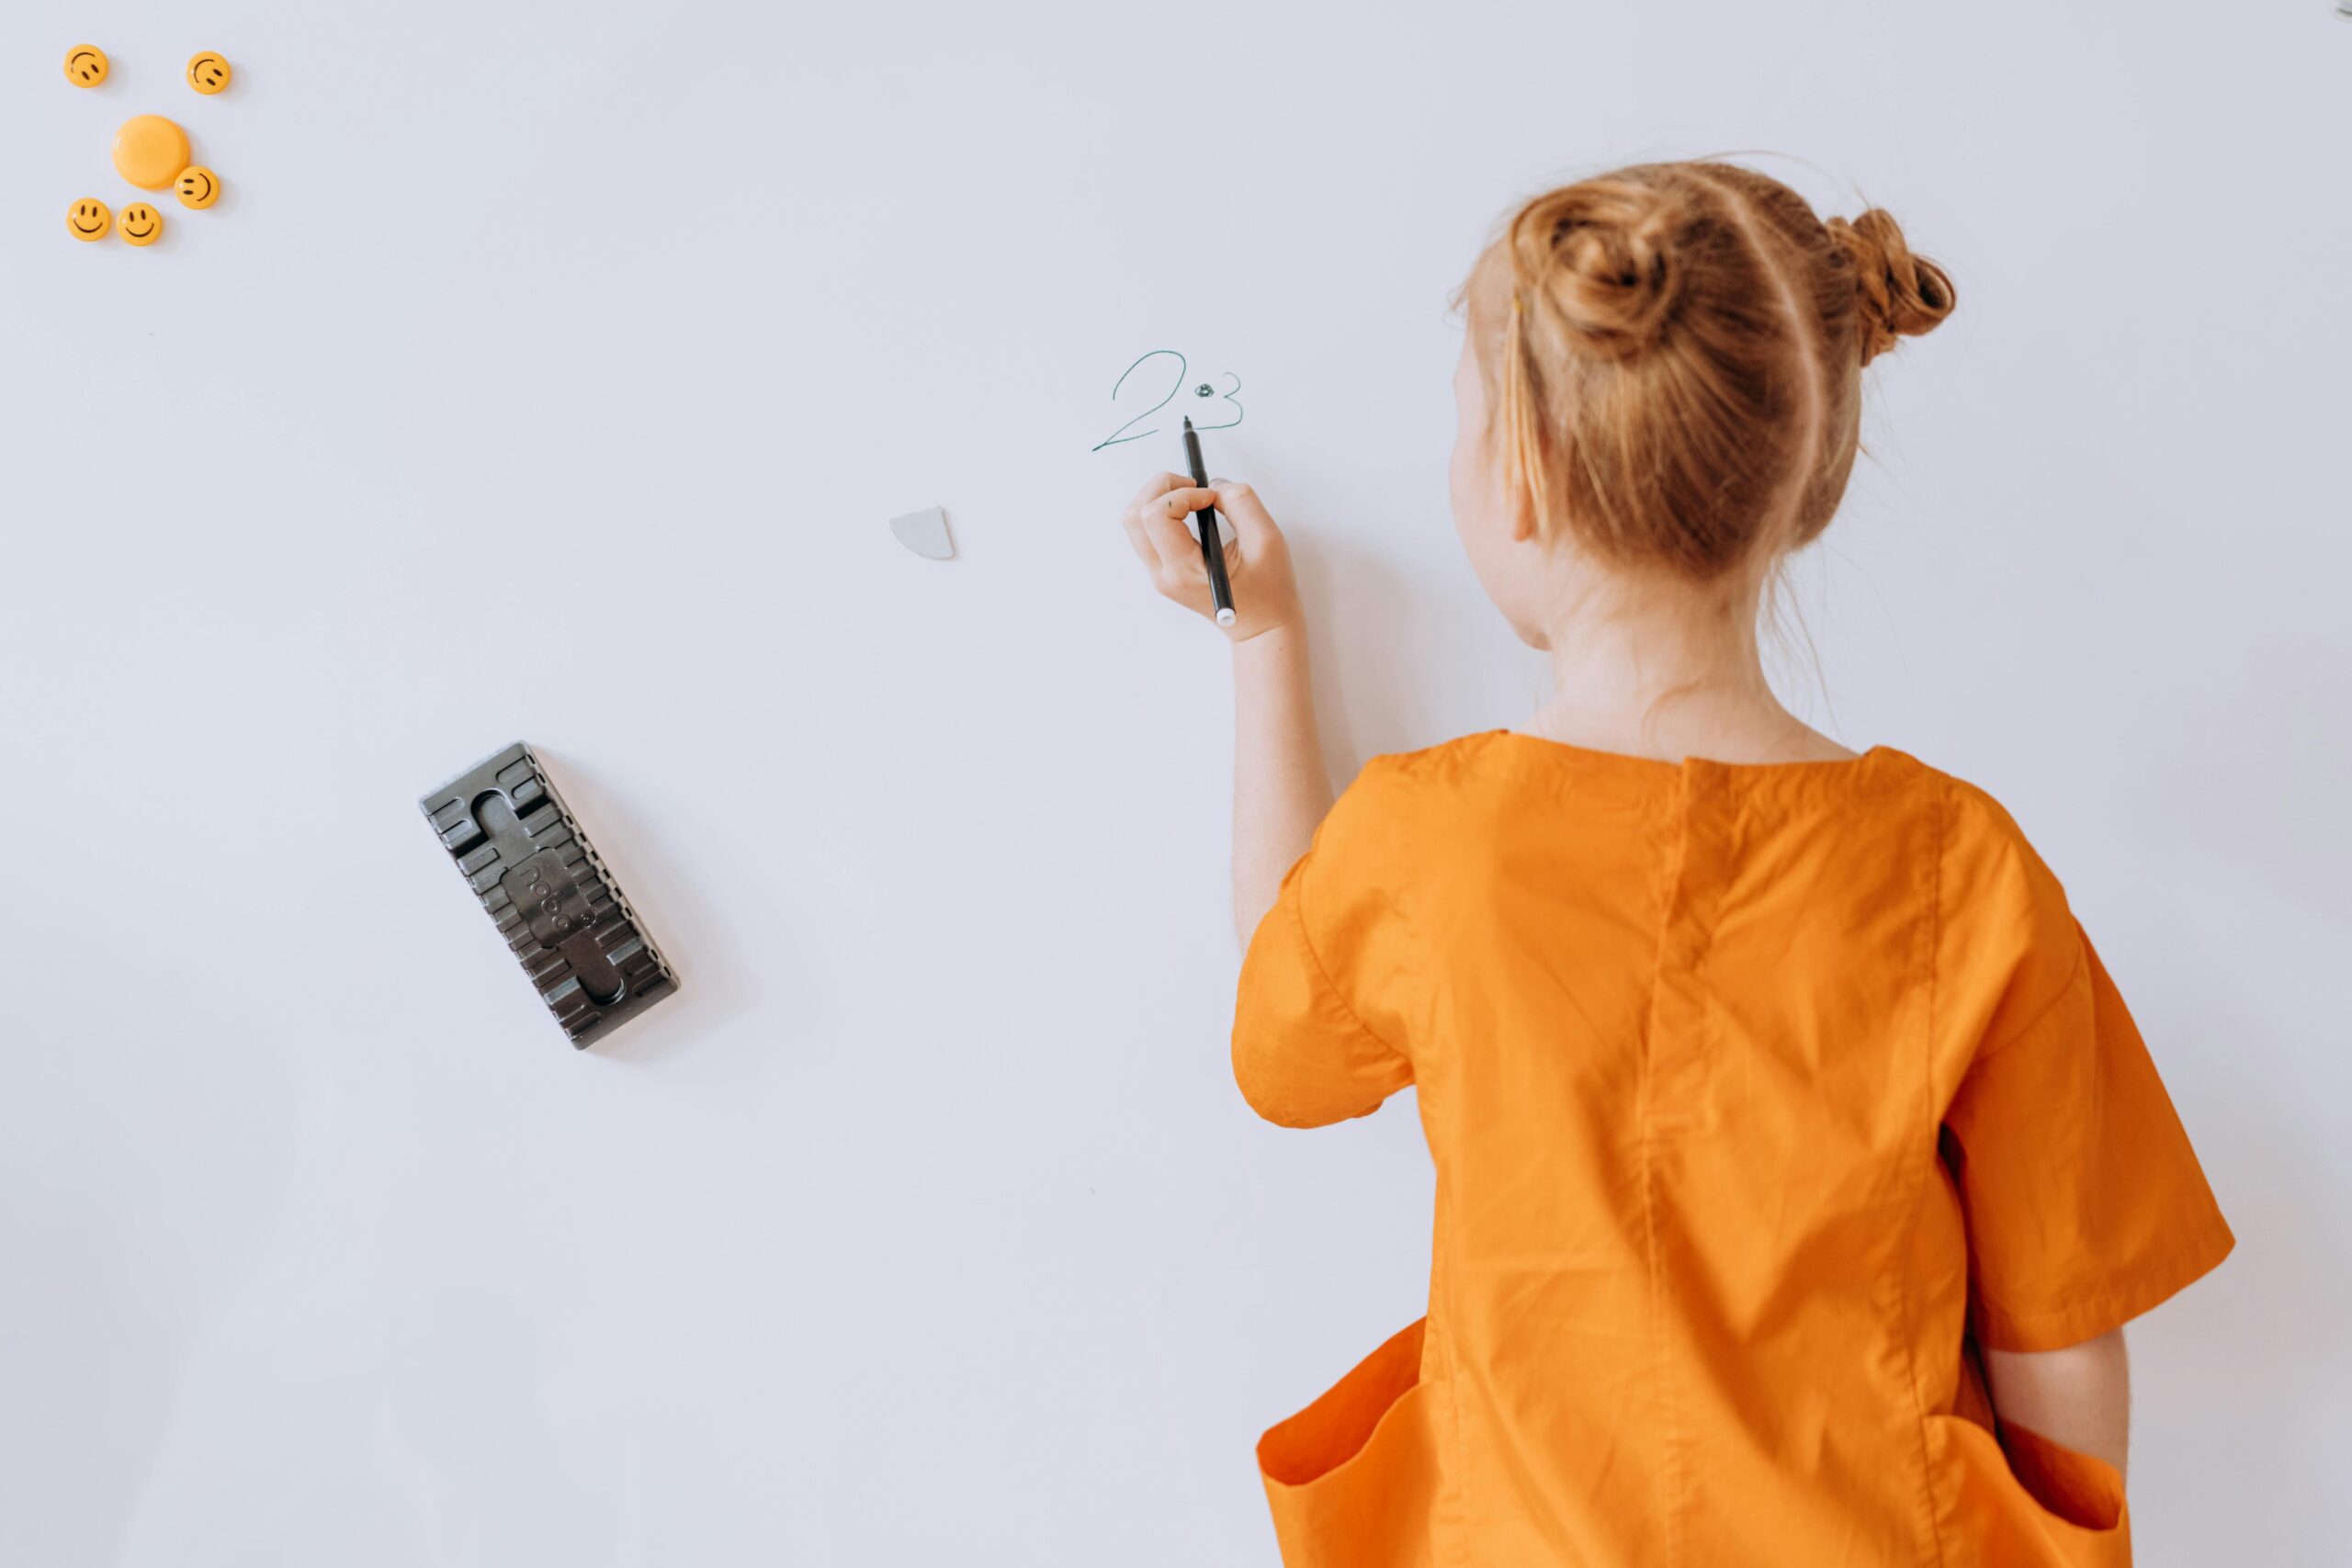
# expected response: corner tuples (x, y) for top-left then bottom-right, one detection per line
(63, 46), (231, 248)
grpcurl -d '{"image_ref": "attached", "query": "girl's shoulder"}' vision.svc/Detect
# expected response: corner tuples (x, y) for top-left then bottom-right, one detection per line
(1901, 757), (2072, 900)
(1326, 731), (1533, 834)
(1339, 732), (2075, 904)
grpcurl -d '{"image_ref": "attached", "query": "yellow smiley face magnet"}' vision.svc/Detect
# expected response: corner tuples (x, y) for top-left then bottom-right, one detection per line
(175, 166), (221, 209)
(187, 51), (232, 95)
(113, 115), (192, 190)
(119, 203), (164, 246)
(68, 199), (113, 242)
(64, 45), (108, 86)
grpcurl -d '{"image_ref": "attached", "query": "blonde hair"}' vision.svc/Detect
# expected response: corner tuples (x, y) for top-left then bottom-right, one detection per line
(1465, 161), (1954, 580)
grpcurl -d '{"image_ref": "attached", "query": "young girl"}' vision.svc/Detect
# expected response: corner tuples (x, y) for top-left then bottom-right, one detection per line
(1117, 162), (2233, 1566)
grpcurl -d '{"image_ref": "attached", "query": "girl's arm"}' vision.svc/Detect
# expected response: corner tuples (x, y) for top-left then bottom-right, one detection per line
(1117, 474), (1324, 942)
(1984, 1328), (2132, 1480)
(1229, 618), (1329, 941)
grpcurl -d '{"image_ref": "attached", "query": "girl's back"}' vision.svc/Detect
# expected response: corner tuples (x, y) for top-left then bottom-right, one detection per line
(1235, 731), (2230, 1564)
(1114, 156), (2233, 1562)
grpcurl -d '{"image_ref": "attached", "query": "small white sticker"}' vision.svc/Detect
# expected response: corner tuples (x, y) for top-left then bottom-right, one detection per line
(888, 506), (956, 560)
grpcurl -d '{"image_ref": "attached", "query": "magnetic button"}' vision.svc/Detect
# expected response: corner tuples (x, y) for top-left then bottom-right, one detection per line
(113, 115), (191, 190)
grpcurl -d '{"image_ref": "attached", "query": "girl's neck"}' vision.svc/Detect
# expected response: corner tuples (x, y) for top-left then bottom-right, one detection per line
(1522, 570), (1852, 766)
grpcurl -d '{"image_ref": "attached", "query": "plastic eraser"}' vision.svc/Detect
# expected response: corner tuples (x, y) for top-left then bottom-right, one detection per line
(419, 743), (676, 1049)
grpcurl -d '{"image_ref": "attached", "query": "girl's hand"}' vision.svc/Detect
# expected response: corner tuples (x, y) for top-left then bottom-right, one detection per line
(1117, 472), (1302, 642)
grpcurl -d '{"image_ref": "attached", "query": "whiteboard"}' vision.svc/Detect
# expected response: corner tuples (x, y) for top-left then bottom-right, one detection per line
(3, 2), (2344, 1563)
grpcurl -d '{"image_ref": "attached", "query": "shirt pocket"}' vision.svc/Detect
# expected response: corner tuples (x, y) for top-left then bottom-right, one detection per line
(1257, 1319), (1443, 1567)
(1930, 1411), (2130, 1566)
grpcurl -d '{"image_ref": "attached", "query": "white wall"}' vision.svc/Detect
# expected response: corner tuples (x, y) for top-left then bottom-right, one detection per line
(2, 2), (2343, 1562)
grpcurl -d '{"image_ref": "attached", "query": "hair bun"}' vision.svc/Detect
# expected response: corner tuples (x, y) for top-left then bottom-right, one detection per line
(1826, 209), (1954, 365)
(1510, 181), (1686, 362)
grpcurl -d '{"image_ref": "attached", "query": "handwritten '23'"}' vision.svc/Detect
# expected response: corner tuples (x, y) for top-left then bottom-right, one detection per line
(1091, 350), (1243, 451)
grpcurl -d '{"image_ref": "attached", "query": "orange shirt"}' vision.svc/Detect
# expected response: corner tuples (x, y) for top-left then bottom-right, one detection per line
(1232, 733), (2232, 1567)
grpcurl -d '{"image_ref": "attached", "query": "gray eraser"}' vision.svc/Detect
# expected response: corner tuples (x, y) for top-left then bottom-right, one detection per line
(419, 743), (677, 1049)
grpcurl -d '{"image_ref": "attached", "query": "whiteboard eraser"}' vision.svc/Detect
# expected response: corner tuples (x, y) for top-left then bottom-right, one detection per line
(420, 743), (676, 1050)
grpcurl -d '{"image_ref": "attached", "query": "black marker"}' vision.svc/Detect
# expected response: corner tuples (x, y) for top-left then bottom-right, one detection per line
(1182, 416), (1236, 627)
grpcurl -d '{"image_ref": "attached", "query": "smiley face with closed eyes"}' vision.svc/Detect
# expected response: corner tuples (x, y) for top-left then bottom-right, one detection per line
(175, 166), (220, 209)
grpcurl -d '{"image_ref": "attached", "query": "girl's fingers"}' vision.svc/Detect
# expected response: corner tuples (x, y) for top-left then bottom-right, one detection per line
(1117, 474), (1260, 618)
(1117, 474), (1192, 567)
(1126, 471), (1193, 512)
(1207, 479), (1277, 546)
(1156, 487), (1227, 548)
(1151, 485), (1217, 525)
(1136, 487), (1217, 581)
(1117, 508), (1160, 568)
(1136, 507), (1198, 585)
(1147, 524), (1205, 588)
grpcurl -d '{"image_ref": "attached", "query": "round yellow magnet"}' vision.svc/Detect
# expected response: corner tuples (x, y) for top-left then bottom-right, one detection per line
(64, 45), (108, 87)
(68, 199), (113, 242)
(113, 115), (192, 190)
(175, 166), (222, 209)
(187, 51), (232, 95)
(119, 203), (164, 247)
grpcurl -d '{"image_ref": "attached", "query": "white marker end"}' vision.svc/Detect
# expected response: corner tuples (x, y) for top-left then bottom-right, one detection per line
(1216, 608), (1237, 626)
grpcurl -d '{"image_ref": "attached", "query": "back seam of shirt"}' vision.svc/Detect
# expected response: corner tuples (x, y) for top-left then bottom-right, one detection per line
(1895, 774), (1955, 1568)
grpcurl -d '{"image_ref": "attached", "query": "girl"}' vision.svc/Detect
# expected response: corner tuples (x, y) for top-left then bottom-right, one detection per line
(1117, 162), (2232, 1566)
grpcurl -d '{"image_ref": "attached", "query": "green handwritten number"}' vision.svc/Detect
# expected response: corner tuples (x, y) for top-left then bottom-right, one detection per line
(1192, 371), (1242, 433)
(1093, 350), (1188, 451)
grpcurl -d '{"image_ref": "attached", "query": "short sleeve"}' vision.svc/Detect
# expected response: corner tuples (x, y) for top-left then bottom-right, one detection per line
(1230, 765), (1417, 1130)
(1943, 921), (2235, 1351)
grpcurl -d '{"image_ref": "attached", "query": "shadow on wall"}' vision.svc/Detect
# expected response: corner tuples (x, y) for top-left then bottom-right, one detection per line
(1291, 523), (1510, 781)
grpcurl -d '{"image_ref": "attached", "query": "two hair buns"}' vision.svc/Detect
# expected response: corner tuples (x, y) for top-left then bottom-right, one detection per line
(1510, 177), (1955, 367)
